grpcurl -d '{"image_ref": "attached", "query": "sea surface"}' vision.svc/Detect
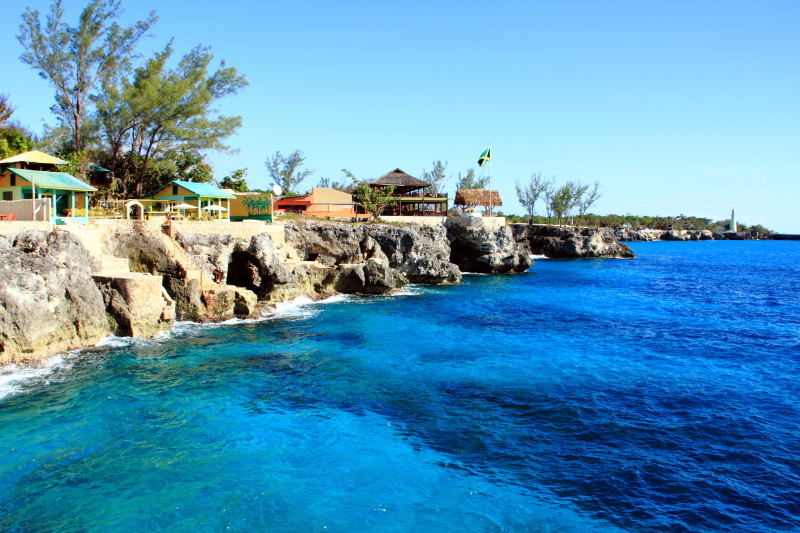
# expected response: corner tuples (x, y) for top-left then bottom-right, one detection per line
(1, 241), (799, 532)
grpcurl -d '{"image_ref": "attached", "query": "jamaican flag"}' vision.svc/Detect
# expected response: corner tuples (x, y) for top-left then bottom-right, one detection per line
(478, 147), (491, 167)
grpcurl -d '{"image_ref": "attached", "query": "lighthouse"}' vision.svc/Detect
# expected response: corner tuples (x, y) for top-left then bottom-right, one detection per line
(730, 209), (737, 233)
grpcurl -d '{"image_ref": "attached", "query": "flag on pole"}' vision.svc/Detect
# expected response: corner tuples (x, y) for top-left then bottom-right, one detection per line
(477, 147), (491, 167)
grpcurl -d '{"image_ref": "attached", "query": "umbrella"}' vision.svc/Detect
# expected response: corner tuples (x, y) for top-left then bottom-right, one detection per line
(202, 205), (228, 211)
(171, 202), (199, 210)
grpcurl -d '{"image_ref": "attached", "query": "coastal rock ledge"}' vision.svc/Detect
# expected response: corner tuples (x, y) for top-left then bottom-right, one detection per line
(510, 224), (636, 259)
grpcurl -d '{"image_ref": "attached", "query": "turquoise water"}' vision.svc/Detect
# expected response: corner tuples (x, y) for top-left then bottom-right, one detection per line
(1, 241), (799, 532)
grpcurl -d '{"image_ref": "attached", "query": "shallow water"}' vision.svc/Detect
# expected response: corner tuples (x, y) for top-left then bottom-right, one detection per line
(1, 241), (799, 532)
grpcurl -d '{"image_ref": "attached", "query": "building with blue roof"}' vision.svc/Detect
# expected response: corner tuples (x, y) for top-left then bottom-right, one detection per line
(141, 180), (236, 220)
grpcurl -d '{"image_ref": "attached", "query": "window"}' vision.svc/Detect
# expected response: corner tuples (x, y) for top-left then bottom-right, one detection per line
(3, 192), (12, 201)
(172, 185), (178, 195)
(10, 175), (15, 186)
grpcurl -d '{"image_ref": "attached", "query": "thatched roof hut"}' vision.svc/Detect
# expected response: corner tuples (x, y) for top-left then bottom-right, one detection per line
(454, 189), (502, 207)
(371, 168), (430, 194)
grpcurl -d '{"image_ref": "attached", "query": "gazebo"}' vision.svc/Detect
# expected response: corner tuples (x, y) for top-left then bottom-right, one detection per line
(369, 168), (448, 216)
(454, 189), (502, 215)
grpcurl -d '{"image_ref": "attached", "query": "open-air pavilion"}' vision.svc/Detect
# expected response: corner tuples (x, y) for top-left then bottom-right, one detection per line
(368, 168), (448, 216)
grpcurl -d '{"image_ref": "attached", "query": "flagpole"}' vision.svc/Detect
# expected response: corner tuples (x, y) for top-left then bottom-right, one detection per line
(488, 143), (492, 216)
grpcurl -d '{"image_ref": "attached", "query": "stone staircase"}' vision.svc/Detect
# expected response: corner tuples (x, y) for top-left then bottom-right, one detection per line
(62, 224), (175, 323)
(157, 231), (259, 316)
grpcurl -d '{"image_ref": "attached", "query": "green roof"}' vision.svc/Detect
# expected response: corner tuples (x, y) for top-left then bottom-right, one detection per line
(169, 180), (236, 198)
(8, 168), (96, 192)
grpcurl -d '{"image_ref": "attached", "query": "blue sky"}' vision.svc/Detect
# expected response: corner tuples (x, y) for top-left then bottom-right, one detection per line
(3, 0), (799, 231)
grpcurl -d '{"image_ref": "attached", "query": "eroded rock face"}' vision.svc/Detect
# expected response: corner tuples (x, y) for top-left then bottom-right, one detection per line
(285, 223), (461, 285)
(510, 224), (635, 259)
(0, 230), (109, 363)
(446, 224), (534, 273)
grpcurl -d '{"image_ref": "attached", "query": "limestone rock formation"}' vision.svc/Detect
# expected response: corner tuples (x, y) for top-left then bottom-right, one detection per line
(0, 230), (109, 363)
(285, 222), (461, 285)
(510, 224), (635, 259)
(177, 223), (461, 304)
(446, 223), (534, 273)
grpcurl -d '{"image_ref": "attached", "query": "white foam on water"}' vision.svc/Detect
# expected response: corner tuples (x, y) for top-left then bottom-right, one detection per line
(461, 272), (490, 276)
(272, 295), (320, 320)
(530, 254), (548, 260)
(392, 285), (424, 296)
(95, 331), (171, 348)
(0, 351), (78, 400)
(315, 294), (352, 305)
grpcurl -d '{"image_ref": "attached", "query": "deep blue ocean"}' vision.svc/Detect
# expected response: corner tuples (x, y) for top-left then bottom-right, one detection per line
(1, 241), (799, 532)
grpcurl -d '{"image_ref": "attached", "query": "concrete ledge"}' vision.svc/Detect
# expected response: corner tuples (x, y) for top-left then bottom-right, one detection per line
(0, 221), (51, 234)
(381, 216), (447, 226)
(445, 216), (507, 229)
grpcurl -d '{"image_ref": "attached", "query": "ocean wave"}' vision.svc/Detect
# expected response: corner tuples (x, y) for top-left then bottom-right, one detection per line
(530, 254), (548, 260)
(392, 285), (424, 296)
(0, 351), (80, 400)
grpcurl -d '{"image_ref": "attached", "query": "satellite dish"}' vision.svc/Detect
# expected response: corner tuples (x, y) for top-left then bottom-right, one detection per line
(272, 184), (282, 195)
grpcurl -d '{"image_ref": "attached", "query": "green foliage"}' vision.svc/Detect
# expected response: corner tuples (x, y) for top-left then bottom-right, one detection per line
(219, 168), (250, 192)
(352, 181), (395, 220)
(265, 150), (314, 194)
(514, 171), (552, 222)
(420, 160), (448, 194)
(455, 168), (488, 190)
(18, 0), (157, 151)
(57, 150), (94, 183)
(0, 127), (34, 159)
(95, 41), (248, 195)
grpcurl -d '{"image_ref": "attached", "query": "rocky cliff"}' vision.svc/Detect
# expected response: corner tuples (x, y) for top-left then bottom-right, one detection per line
(510, 224), (635, 259)
(0, 230), (172, 364)
(445, 223), (533, 273)
(175, 222), (462, 308)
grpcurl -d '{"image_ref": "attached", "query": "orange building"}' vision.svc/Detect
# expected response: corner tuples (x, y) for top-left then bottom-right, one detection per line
(274, 187), (361, 219)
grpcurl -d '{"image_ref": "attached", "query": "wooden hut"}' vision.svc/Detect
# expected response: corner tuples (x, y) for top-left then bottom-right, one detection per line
(454, 189), (502, 210)
(369, 168), (448, 216)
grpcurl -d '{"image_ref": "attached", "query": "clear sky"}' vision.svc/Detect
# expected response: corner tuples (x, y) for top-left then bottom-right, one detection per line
(3, 0), (799, 232)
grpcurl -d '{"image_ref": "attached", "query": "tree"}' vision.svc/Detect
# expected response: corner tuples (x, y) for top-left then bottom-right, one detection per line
(549, 181), (589, 225)
(18, 0), (157, 151)
(515, 171), (551, 223)
(58, 150), (94, 183)
(0, 94), (15, 126)
(420, 160), (449, 194)
(576, 181), (602, 225)
(219, 168), (250, 192)
(265, 150), (314, 194)
(352, 181), (395, 221)
(455, 168), (488, 190)
(95, 42), (248, 195)
(0, 128), (34, 160)
(318, 169), (357, 192)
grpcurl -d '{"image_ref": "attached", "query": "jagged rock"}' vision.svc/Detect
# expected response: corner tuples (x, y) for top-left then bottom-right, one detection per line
(0, 230), (109, 363)
(662, 230), (715, 241)
(94, 273), (173, 337)
(365, 225), (461, 284)
(446, 224), (534, 273)
(614, 229), (664, 242)
(510, 224), (635, 259)
(285, 222), (460, 284)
